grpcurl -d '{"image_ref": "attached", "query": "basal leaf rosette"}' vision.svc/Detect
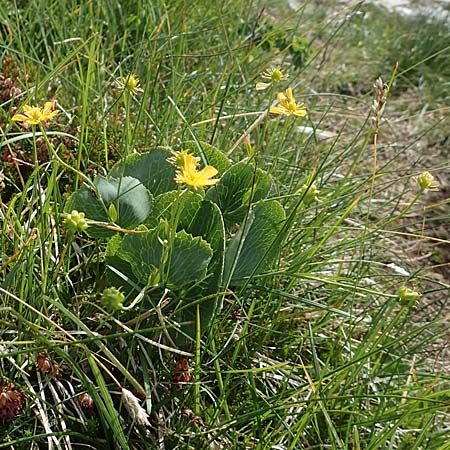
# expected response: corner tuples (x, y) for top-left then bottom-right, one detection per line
(65, 141), (287, 339)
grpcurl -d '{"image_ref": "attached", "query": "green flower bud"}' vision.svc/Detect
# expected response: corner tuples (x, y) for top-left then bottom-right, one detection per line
(100, 287), (125, 312)
(299, 182), (321, 206)
(270, 68), (285, 83)
(63, 210), (89, 234)
(396, 286), (420, 306)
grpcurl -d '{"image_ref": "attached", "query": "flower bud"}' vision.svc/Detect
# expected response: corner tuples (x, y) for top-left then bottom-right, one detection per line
(416, 171), (439, 193)
(396, 286), (420, 306)
(299, 181), (321, 206)
(100, 287), (125, 312)
(63, 210), (89, 234)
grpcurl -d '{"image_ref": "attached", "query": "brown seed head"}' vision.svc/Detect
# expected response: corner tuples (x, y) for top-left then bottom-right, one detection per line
(0, 380), (26, 423)
(77, 393), (94, 409)
(36, 352), (60, 378)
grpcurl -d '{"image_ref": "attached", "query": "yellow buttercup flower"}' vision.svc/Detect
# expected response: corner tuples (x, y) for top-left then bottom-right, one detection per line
(168, 150), (220, 189)
(168, 149), (199, 173)
(175, 165), (219, 189)
(255, 66), (288, 91)
(416, 171), (439, 193)
(117, 73), (143, 94)
(270, 87), (307, 118)
(12, 101), (59, 125)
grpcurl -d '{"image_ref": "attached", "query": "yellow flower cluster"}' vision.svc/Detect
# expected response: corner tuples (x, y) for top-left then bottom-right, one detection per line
(12, 101), (58, 125)
(256, 67), (307, 118)
(168, 150), (220, 189)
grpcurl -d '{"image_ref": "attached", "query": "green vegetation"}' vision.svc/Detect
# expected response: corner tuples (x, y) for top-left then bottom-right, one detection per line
(0, 0), (449, 449)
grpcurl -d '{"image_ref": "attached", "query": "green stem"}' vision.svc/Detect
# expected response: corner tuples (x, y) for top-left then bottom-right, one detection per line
(32, 126), (38, 166)
(39, 126), (96, 190)
(124, 91), (131, 157)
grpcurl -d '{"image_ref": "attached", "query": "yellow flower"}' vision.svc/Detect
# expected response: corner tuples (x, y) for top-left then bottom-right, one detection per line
(168, 149), (199, 173)
(256, 66), (288, 91)
(175, 165), (219, 189)
(117, 73), (143, 94)
(270, 87), (307, 118)
(12, 101), (59, 125)
(416, 171), (439, 193)
(168, 150), (220, 189)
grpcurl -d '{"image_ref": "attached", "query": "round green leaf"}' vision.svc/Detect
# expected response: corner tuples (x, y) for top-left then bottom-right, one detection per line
(205, 161), (273, 228)
(224, 199), (286, 285)
(117, 223), (213, 289)
(144, 190), (204, 230)
(65, 176), (153, 238)
(110, 148), (177, 196)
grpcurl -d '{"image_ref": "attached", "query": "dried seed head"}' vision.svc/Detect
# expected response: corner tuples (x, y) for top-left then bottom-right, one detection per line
(184, 408), (205, 429)
(36, 352), (53, 373)
(172, 358), (192, 387)
(374, 78), (385, 92)
(121, 388), (150, 427)
(0, 380), (26, 423)
(36, 351), (60, 378)
(77, 393), (94, 409)
(371, 77), (387, 128)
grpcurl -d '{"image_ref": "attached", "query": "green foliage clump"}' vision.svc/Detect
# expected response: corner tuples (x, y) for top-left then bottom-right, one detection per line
(67, 141), (286, 337)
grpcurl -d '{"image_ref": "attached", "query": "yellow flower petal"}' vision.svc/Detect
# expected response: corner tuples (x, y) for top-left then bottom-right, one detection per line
(182, 153), (200, 172)
(197, 165), (218, 179)
(170, 151), (220, 189)
(277, 92), (287, 104)
(286, 87), (293, 103)
(43, 101), (55, 111)
(271, 88), (307, 118)
(12, 113), (30, 122)
(269, 106), (285, 115)
(22, 105), (35, 113)
(293, 108), (307, 117)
